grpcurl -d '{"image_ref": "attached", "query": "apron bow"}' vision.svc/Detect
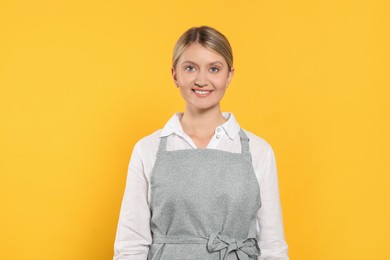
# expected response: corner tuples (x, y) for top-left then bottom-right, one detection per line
(207, 232), (261, 260)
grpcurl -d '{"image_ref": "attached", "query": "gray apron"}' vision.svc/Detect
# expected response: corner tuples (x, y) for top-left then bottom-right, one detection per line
(148, 129), (261, 260)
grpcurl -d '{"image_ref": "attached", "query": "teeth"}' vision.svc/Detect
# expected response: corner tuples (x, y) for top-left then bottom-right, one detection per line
(194, 90), (210, 94)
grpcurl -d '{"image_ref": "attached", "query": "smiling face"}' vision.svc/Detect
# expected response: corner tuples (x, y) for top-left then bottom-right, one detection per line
(172, 43), (234, 113)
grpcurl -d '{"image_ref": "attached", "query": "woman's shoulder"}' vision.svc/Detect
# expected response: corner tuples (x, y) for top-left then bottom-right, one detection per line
(128, 129), (163, 165)
(134, 129), (163, 151)
(241, 128), (273, 155)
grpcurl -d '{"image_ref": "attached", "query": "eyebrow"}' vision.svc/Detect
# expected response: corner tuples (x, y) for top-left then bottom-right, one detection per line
(181, 60), (225, 67)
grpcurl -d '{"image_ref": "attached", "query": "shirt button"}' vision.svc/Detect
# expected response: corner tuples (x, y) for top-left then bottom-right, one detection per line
(216, 128), (221, 133)
(216, 134), (221, 139)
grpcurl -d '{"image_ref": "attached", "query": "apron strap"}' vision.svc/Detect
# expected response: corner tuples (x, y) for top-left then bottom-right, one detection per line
(152, 233), (260, 260)
(156, 135), (168, 157)
(239, 129), (252, 162)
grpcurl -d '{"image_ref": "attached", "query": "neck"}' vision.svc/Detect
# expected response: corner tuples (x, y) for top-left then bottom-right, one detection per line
(180, 105), (227, 137)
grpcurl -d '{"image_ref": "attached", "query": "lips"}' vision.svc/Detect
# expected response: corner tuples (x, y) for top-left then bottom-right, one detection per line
(192, 89), (214, 97)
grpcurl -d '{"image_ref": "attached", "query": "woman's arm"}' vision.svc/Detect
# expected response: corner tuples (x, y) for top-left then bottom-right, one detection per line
(113, 141), (152, 260)
(257, 144), (289, 260)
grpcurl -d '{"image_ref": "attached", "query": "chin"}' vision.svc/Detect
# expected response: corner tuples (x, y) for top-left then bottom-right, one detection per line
(188, 103), (221, 112)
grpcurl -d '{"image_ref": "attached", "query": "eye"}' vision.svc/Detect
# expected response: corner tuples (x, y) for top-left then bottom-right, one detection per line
(185, 65), (196, 72)
(209, 66), (220, 73)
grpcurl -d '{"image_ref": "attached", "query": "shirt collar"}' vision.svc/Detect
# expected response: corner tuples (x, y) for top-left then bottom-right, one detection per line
(159, 112), (240, 140)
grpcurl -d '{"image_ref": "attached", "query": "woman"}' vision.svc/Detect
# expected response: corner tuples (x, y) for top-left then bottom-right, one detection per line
(114, 26), (289, 260)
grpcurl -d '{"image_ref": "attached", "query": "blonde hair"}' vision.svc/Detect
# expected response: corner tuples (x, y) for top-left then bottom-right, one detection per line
(172, 26), (233, 71)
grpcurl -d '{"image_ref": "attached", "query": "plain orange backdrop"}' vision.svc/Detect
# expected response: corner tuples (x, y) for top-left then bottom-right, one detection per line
(1, 0), (389, 259)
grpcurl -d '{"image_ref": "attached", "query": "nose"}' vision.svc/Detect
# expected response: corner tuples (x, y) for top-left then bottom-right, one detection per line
(194, 71), (208, 87)
(194, 81), (208, 87)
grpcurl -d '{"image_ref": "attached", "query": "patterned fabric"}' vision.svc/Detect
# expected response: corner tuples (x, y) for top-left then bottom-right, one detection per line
(148, 129), (261, 260)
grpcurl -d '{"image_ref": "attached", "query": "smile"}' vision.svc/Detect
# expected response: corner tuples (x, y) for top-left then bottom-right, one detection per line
(192, 89), (214, 96)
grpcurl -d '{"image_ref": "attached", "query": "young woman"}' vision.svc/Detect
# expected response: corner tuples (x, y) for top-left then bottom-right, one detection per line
(114, 26), (289, 260)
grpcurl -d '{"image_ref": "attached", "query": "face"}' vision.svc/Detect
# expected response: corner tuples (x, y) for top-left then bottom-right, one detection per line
(172, 43), (234, 112)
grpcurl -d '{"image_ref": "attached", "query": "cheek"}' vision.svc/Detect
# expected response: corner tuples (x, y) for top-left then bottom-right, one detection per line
(178, 75), (192, 86)
(213, 77), (230, 88)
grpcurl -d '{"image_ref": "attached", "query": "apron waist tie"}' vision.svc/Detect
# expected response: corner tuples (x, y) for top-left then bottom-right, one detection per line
(152, 232), (261, 260)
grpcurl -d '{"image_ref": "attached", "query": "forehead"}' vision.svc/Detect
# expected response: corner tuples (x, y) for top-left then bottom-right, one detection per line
(178, 43), (226, 64)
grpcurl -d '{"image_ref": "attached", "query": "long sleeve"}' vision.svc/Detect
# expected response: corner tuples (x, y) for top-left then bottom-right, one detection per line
(113, 141), (152, 260)
(257, 145), (289, 259)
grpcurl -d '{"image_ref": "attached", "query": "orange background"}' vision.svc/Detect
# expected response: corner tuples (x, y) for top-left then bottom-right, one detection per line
(1, 0), (389, 259)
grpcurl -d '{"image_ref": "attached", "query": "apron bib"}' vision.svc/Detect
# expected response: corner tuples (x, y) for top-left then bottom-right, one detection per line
(148, 129), (261, 260)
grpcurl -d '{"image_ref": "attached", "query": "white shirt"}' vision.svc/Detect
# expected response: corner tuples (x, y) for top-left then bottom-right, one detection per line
(114, 112), (289, 260)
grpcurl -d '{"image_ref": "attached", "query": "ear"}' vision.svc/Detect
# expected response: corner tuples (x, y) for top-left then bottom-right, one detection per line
(226, 68), (235, 87)
(171, 67), (179, 87)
